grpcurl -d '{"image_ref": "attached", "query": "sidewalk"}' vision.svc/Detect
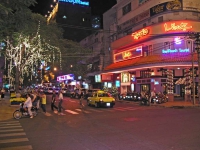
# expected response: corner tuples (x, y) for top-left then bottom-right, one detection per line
(0, 95), (18, 121)
(117, 99), (200, 108)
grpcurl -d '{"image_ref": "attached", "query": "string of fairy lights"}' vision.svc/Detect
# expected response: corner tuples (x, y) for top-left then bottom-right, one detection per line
(4, 22), (61, 86)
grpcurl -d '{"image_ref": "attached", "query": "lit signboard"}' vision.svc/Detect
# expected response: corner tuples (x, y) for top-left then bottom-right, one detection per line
(162, 48), (190, 54)
(59, 0), (89, 6)
(164, 22), (192, 32)
(114, 46), (142, 62)
(132, 28), (149, 40)
(57, 74), (74, 81)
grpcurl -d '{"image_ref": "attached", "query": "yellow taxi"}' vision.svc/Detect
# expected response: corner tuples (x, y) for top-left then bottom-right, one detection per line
(87, 90), (115, 108)
(10, 91), (26, 105)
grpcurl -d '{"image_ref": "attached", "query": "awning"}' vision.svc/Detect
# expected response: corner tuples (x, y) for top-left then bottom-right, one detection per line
(103, 53), (198, 73)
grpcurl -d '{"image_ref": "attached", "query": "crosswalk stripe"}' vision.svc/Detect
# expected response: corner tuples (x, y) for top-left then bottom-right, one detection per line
(75, 109), (90, 113)
(0, 121), (19, 124)
(0, 132), (26, 137)
(65, 110), (79, 114)
(0, 138), (29, 144)
(0, 145), (33, 150)
(113, 108), (126, 111)
(0, 126), (22, 129)
(0, 129), (24, 133)
(0, 123), (21, 127)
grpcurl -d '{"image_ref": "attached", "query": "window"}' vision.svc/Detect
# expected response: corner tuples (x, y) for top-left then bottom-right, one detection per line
(122, 3), (131, 15)
(148, 45), (153, 55)
(158, 16), (163, 23)
(140, 70), (151, 78)
(164, 42), (170, 49)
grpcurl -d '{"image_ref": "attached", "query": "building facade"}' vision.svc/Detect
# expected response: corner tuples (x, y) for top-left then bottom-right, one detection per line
(101, 0), (200, 101)
(47, 0), (92, 42)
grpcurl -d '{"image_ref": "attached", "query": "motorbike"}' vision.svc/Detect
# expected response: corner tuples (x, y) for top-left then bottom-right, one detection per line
(13, 102), (37, 119)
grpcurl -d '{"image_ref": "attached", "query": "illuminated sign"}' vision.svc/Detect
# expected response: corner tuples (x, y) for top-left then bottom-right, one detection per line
(162, 48), (190, 54)
(58, 0), (89, 6)
(132, 28), (149, 40)
(114, 46), (142, 62)
(164, 22), (192, 32)
(174, 37), (182, 44)
(57, 74), (74, 81)
(150, 0), (182, 16)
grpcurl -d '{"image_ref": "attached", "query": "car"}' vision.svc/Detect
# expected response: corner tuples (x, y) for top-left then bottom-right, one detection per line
(10, 91), (26, 105)
(61, 88), (67, 95)
(85, 89), (101, 99)
(54, 88), (60, 94)
(87, 90), (115, 108)
(47, 87), (54, 94)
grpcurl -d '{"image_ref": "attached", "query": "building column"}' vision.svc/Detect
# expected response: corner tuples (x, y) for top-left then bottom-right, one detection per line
(184, 68), (191, 101)
(167, 69), (174, 101)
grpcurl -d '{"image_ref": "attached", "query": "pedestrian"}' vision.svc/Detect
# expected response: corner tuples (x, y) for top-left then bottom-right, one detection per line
(41, 92), (47, 113)
(1, 88), (5, 100)
(58, 90), (65, 115)
(51, 90), (58, 112)
(24, 93), (33, 118)
(150, 90), (156, 105)
(79, 91), (84, 109)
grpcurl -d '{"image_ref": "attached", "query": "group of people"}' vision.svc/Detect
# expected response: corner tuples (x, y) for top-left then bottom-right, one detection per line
(24, 91), (47, 118)
(51, 90), (65, 115)
(24, 89), (65, 118)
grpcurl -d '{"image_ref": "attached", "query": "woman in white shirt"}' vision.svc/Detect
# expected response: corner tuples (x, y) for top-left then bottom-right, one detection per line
(24, 93), (33, 118)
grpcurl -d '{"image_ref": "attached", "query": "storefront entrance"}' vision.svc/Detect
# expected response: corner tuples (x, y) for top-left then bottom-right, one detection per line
(140, 84), (150, 93)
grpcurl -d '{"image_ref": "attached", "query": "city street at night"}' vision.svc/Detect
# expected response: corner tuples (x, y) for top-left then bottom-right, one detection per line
(0, 95), (200, 150)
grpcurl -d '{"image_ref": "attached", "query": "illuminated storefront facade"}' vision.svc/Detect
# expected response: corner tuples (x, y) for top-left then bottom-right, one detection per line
(101, 0), (200, 101)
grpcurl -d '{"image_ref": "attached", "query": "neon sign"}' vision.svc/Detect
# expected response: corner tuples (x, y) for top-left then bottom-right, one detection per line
(132, 28), (149, 40)
(162, 48), (190, 54)
(164, 22), (192, 32)
(174, 37), (182, 44)
(57, 74), (74, 81)
(59, 0), (89, 6)
(114, 46), (142, 62)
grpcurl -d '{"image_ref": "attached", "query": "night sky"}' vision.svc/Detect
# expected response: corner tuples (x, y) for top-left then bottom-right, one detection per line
(30, 0), (117, 16)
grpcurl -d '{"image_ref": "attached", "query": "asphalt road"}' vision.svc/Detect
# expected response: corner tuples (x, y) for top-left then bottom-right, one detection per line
(0, 95), (200, 150)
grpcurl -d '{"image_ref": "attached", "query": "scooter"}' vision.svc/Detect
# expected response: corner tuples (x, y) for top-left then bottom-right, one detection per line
(13, 102), (37, 119)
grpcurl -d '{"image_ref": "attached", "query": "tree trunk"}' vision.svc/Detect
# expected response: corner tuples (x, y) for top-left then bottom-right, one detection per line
(15, 66), (20, 92)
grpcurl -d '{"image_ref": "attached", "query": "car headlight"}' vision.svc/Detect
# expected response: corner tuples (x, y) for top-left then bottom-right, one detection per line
(99, 98), (103, 102)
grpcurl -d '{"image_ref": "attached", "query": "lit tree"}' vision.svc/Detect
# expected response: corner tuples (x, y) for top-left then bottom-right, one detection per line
(4, 22), (61, 91)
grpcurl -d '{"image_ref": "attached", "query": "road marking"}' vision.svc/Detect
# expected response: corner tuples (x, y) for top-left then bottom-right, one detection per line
(113, 108), (126, 111)
(0, 138), (29, 144)
(0, 129), (24, 133)
(44, 112), (52, 116)
(65, 110), (79, 114)
(0, 132), (26, 137)
(75, 109), (90, 113)
(0, 145), (33, 150)
(0, 123), (21, 126)
(0, 126), (22, 129)
(0, 121), (19, 124)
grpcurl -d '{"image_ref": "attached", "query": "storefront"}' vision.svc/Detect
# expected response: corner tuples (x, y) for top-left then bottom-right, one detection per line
(102, 20), (200, 100)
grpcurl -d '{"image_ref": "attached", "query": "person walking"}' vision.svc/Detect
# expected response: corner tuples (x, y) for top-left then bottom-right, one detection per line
(58, 90), (65, 115)
(41, 92), (47, 113)
(1, 88), (5, 100)
(79, 91), (85, 109)
(24, 93), (33, 118)
(51, 90), (58, 112)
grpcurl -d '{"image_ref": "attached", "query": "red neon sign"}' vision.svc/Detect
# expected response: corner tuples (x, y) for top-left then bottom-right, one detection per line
(131, 28), (149, 40)
(164, 22), (192, 32)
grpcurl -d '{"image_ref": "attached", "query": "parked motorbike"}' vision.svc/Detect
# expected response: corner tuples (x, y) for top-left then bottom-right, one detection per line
(13, 102), (37, 119)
